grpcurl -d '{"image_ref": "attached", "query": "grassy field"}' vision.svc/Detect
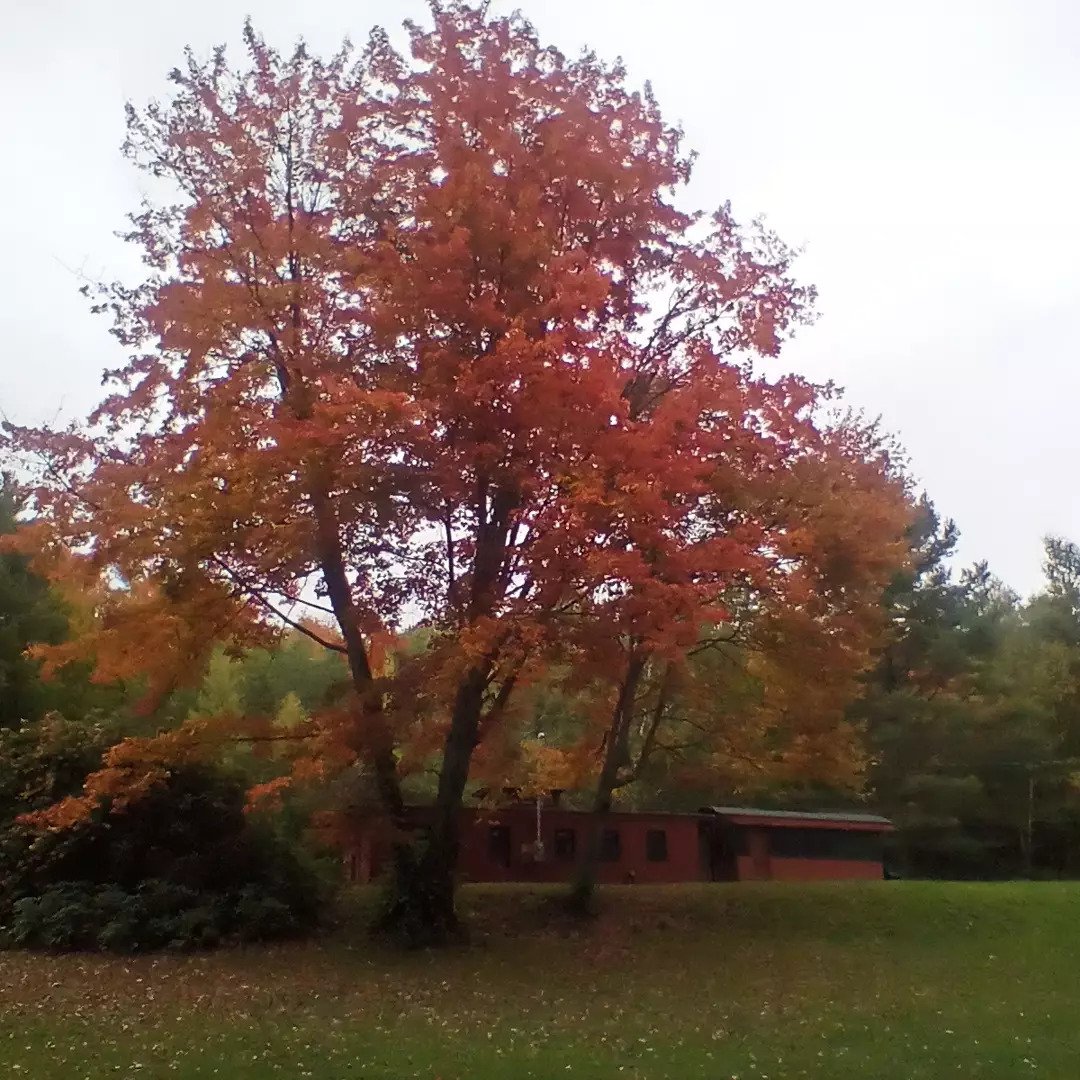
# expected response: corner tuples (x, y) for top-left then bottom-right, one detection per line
(2, 881), (1079, 1078)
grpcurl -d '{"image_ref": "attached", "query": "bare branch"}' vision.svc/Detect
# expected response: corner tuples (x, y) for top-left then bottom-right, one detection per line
(208, 555), (348, 654)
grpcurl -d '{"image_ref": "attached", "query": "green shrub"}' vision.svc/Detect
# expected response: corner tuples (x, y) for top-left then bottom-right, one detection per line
(2, 834), (324, 952)
(9, 884), (100, 950)
(232, 889), (297, 942)
(0, 717), (330, 952)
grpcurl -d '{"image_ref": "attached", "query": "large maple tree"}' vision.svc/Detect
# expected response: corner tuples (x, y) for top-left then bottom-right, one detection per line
(6, 3), (907, 938)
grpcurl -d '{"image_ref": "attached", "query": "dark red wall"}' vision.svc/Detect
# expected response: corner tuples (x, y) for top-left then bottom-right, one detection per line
(457, 807), (705, 885)
(734, 853), (885, 881)
(347, 807), (888, 885)
(768, 857), (884, 881)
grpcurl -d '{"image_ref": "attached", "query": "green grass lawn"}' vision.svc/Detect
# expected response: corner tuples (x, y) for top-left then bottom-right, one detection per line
(2, 881), (1078, 1078)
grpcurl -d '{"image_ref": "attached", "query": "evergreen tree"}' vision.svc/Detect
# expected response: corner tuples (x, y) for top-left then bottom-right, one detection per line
(0, 476), (68, 727)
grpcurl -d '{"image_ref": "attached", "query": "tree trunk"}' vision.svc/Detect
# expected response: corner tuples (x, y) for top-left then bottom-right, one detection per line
(319, 454), (512, 944)
(568, 659), (645, 914)
(375, 666), (488, 946)
(375, 482), (515, 944)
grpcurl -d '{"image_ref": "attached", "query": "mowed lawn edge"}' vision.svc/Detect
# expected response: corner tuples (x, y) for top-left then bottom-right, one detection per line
(3, 881), (1078, 1079)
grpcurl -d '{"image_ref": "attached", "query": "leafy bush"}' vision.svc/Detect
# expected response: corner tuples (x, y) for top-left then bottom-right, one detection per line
(9, 884), (102, 950)
(0, 716), (328, 952)
(7, 881), (254, 952)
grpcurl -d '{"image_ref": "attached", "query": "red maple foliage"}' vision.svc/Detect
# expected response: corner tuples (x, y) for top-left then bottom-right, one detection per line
(4, 3), (907, 938)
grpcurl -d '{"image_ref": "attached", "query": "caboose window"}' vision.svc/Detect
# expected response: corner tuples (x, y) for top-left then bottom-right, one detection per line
(768, 827), (882, 861)
(646, 828), (669, 862)
(488, 825), (512, 867)
(553, 828), (576, 861)
(600, 828), (622, 862)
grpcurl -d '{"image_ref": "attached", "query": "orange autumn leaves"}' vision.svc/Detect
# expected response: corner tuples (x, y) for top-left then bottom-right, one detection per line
(5, 4), (911, 836)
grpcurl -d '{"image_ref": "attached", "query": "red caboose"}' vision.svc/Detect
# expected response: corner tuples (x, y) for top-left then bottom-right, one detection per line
(344, 798), (893, 885)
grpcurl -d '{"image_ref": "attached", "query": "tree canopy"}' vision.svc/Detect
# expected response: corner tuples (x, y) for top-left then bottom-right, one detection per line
(4, 3), (914, 936)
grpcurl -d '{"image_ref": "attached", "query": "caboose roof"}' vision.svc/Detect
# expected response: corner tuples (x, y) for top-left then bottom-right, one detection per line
(702, 806), (894, 832)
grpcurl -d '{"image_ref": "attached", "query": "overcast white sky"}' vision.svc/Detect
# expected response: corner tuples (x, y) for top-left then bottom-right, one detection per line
(3, 0), (1079, 595)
